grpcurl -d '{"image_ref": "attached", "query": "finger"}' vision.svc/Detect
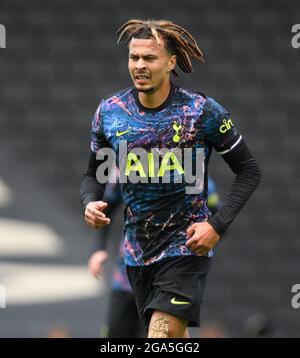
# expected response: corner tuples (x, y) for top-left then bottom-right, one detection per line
(188, 243), (197, 253)
(196, 250), (208, 256)
(87, 207), (106, 219)
(186, 231), (193, 239)
(96, 264), (106, 278)
(85, 212), (97, 221)
(186, 229), (195, 239)
(185, 237), (200, 248)
(95, 219), (111, 228)
(85, 217), (109, 228)
(97, 217), (110, 224)
(92, 269), (100, 278)
(90, 214), (111, 225)
(95, 268), (103, 279)
(186, 224), (196, 235)
(85, 214), (104, 227)
(95, 272), (101, 279)
(86, 212), (108, 224)
(92, 210), (106, 219)
(95, 202), (108, 210)
(195, 246), (210, 256)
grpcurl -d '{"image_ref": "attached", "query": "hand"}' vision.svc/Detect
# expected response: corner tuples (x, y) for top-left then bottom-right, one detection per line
(186, 222), (220, 256)
(88, 250), (108, 279)
(84, 201), (110, 229)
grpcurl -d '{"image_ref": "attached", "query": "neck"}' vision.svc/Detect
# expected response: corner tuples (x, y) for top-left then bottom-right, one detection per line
(138, 80), (171, 109)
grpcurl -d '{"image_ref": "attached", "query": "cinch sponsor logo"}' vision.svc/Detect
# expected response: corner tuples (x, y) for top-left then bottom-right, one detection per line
(0, 24), (6, 48)
(291, 24), (300, 49)
(219, 118), (233, 133)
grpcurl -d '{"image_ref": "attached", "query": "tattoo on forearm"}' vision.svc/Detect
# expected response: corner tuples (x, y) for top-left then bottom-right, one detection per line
(148, 316), (169, 338)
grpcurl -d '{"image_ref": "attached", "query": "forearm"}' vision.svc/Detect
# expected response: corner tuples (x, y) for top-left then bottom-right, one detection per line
(80, 150), (106, 212)
(208, 140), (262, 235)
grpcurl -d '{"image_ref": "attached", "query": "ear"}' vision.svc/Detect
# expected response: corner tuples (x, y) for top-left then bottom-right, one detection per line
(168, 54), (177, 72)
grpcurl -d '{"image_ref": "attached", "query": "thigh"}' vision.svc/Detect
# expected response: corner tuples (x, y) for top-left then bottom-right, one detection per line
(148, 310), (188, 338)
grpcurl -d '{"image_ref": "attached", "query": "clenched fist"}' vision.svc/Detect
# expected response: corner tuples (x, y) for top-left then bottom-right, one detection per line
(84, 201), (111, 229)
(186, 222), (220, 256)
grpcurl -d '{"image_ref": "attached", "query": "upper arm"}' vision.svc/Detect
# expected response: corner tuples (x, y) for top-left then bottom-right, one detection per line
(202, 98), (260, 175)
(202, 97), (241, 155)
(90, 101), (110, 153)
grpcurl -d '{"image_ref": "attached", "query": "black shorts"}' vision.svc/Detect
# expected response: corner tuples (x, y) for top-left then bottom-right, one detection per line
(126, 255), (212, 329)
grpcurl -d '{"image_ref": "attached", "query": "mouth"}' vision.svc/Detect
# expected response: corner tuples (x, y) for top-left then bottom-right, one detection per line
(135, 74), (150, 84)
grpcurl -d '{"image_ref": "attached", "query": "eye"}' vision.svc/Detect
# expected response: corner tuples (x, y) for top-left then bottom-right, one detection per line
(145, 56), (156, 61)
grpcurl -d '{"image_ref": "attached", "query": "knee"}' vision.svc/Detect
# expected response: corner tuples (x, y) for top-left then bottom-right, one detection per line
(148, 311), (187, 338)
(148, 313), (169, 338)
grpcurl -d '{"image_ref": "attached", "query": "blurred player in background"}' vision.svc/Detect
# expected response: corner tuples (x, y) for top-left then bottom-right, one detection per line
(88, 180), (144, 338)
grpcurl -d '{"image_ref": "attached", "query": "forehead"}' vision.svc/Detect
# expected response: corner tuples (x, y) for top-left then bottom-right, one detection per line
(128, 38), (168, 56)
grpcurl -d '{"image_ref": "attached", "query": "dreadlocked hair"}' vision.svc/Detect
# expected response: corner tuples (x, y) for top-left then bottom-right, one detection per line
(116, 19), (205, 77)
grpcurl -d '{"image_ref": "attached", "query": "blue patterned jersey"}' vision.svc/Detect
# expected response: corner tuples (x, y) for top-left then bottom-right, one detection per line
(90, 83), (240, 266)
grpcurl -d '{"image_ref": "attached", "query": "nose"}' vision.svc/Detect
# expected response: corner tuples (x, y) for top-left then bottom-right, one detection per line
(135, 58), (146, 71)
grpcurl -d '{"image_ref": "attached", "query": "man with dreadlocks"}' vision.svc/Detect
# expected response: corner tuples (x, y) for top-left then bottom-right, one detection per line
(80, 19), (261, 338)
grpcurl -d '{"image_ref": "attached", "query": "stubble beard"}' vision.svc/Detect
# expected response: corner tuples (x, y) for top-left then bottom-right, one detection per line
(136, 86), (155, 93)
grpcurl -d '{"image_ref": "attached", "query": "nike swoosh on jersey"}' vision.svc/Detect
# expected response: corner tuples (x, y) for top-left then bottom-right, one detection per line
(170, 297), (190, 305)
(116, 130), (132, 137)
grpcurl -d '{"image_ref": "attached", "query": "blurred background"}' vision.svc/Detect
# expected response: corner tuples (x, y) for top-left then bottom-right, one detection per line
(0, 0), (299, 337)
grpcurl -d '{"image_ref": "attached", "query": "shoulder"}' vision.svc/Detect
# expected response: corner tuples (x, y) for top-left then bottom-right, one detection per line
(202, 96), (228, 118)
(176, 85), (207, 106)
(175, 85), (229, 122)
(200, 97), (237, 145)
(99, 87), (133, 112)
